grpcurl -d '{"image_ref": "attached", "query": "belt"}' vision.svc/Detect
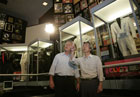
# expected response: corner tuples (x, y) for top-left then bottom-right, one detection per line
(81, 77), (97, 80)
(55, 74), (74, 78)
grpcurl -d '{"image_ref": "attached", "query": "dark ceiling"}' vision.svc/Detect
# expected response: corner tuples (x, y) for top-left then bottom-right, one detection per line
(0, 0), (53, 26)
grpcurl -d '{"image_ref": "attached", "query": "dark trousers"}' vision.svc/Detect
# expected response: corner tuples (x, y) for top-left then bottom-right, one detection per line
(80, 79), (100, 97)
(54, 75), (77, 97)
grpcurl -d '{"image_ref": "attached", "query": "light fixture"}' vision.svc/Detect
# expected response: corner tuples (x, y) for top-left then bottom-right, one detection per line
(42, 2), (48, 6)
(45, 24), (55, 34)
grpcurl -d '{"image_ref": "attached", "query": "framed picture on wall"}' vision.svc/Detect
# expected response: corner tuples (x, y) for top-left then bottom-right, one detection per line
(12, 34), (22, 40)
(7, 16), (14, 23)
(2, 32), (11, 42)
(54, 0), (62, 3)
(0, 20), (5, 30)
(88, 0), (95, 5)
(73, 0), (80, 4)
(66, 14), (74, 22)
(74, 3), (80, 14)
(64, 4), (73, 13)
(54, 3), (63, 13)
(4, 23), (13, 32)
(0, 13), (6, 21)
(88, 2), (97, 10)
(80, 0), (88, 10)
(82, 8), (90, 20)
(62, 0), (73, 3)
(54, 15), (66, 24)
(14, 23), (22, 33)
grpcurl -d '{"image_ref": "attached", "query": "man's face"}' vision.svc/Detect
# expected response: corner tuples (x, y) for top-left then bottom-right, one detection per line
(64, 41), (72, 52)
(82, 43), (91, 53)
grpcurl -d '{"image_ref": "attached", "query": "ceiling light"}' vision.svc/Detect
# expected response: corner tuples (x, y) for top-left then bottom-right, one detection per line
(45, 24), (55, 34)
(42, 2), (48, 6)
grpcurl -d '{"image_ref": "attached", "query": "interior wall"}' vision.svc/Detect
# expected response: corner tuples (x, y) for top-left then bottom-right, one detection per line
(25, 23), (50, 44)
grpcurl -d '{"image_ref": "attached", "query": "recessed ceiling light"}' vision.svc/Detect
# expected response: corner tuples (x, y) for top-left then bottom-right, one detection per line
(42, 2), (48, 6)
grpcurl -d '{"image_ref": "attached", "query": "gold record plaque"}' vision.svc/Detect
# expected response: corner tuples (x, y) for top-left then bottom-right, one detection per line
(80, 0), (88, 10)
(64, 4), (73, 13)
(54, 3), (63, 13)
(62, 0), (73, 3)
(73, 0), (80, 4)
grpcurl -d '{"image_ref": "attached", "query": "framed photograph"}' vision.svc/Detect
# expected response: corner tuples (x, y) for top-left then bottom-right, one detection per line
(88, 2), (97, 10)
(82, 8), (90, 20)
(66, 14), (74, 22)
(14, 23), (22, 33)
(80, 0), (88, 10)
(74, 3), (80, 14)
(2, 32), (11, 41)
(62, 0), (73, 3)
(54, 3), (63, 13)
(54, 15), (66, 24)
(64, 4), (73, 13)
(0, 20), (5, 30)
(0, 13), (6, 21)
(7, 16), (14, 23)
(4, 23), (13, 32)
(88, 0), (95, 5)
(54, 0), (62, 3)
(12, 34), (22, 40)
(73, 0), (80, 4)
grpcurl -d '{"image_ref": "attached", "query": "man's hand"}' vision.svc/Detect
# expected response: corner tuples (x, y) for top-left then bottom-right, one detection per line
(97, 82), (103, 93)
(76, 82), (80, 91)
(49, 75), (55, 89)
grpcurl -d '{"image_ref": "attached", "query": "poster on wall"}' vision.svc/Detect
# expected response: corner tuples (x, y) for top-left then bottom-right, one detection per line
(54, 3), (63, 13)
(80, 0), (88, 10)
(66, 14), (74, 22)
(54, 0), (62, 3)
(73, 0), (80, 4)
(4, 23), (13, 32)
(64, 4), (73, 13)
(74, 3), (80, 14)
(62, 0), (73, 3)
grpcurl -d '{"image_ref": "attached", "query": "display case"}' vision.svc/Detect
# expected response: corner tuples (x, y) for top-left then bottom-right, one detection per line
(28, 39), (53, 81)
(0, 44), (28, 82)
(90, 0), (140, 78)
(59, 16), (94, 57)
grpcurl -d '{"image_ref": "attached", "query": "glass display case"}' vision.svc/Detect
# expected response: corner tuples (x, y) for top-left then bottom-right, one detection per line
(90, 0), (140, 90)
(28, 39), (53, 81)
(59, 16), (95, 57)
(0, 44), (28, 82)
(90, 0), (140, 60)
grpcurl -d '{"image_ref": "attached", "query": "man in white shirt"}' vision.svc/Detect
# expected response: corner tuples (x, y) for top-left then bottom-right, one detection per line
(70, 42), (104, 97)
(49, 41), (80, 97)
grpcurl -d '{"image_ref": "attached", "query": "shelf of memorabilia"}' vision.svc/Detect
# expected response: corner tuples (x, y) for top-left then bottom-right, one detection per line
(59, 16), (96, 57)
(28, 39), (53, 81)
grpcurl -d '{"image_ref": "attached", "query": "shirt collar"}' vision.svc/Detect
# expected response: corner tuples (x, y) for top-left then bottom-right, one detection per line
(61, 52), (70, 57)
(84, 54), (92, 59)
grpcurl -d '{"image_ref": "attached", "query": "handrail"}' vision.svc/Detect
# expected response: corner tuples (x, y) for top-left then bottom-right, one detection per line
(103, 61), (140, 68)
(0, 73), (49, 76)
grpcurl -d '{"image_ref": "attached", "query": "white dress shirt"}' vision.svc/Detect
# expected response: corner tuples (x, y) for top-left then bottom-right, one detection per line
(71, 54), (105, 81)
(49, 52), (80, 78)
